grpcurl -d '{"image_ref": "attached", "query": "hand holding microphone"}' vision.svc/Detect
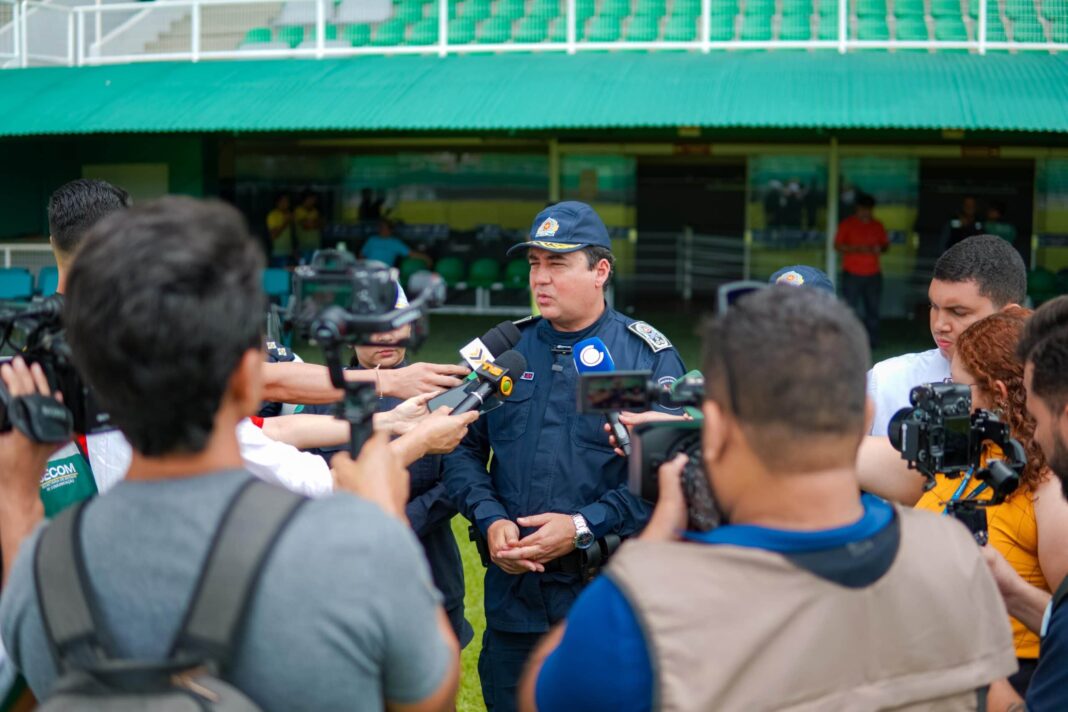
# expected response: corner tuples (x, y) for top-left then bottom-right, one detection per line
(452, 350), (528, 416)
(573, 337), (632, 456)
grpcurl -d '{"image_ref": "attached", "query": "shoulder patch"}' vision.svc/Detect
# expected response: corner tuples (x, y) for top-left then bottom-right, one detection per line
(627, 321), (673, 353)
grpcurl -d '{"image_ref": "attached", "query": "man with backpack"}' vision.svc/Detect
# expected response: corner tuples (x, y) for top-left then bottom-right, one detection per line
(0, 197), (459, 711)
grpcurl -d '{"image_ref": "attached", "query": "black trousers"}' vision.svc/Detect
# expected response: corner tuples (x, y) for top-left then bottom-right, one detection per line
(479, 628), (542, 712)
(841, 272), (882, 347)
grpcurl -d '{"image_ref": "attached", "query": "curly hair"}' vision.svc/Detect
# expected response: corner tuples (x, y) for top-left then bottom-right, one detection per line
(955, 306), (1048, 491)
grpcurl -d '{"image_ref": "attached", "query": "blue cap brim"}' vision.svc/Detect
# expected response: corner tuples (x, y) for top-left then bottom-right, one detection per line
(506, 241), (589, 256)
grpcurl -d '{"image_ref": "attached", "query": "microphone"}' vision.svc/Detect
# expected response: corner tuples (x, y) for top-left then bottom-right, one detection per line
(573, 337), (631, 456)
(457, 321), (522, 369)
(452, 350), (527, 416)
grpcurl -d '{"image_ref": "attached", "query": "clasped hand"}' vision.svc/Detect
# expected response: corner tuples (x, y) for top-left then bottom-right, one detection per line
(488, 514), (579, 574)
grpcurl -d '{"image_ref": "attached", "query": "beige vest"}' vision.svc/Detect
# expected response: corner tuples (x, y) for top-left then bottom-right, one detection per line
(607, 506), (1016, 712)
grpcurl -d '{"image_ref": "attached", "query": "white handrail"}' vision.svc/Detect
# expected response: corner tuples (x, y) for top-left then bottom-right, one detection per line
(978, 0), (987, 55)
(566, 0), (576, 54)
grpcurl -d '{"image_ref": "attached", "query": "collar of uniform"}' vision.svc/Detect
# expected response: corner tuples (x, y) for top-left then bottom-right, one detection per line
(536, 302), (612, 346)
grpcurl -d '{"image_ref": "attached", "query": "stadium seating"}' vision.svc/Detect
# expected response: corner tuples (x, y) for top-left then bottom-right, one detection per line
(503, 259), (531, 288)
(234, 0), (1066, 51)
(436, 257), (467, 288)
(399, 256), (431, 288)
(37, 266), (59, 297)
(467, 258), (502, 288)
(0, 268), (35, 301)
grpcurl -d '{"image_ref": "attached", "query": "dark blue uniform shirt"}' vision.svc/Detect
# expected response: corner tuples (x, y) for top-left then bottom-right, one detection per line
(443, 305), (686, 633)
(1027, 580), (1068, 710)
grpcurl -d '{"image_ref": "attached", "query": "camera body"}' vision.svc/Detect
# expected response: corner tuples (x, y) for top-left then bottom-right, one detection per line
(888, 383), (1026, 543)
(578, 370), (718, 531)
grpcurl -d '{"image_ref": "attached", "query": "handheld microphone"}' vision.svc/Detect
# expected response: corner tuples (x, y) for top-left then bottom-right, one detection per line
(457, 321), (522, 369)
(573, 337), (631, 456)
(452, 350), (527, 417)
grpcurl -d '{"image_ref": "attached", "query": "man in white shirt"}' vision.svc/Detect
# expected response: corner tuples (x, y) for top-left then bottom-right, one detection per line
(867, 235), (1027, 438)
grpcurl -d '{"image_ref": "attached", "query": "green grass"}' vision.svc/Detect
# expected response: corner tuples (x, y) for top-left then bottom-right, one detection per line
(298, 309), (934, 712)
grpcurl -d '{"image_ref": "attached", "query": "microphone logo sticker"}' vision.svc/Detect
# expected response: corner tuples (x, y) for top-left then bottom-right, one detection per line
(579, 345), (604, 368)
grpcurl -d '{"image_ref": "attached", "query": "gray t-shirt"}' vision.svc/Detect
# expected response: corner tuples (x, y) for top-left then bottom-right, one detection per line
(0, 470), (450, 711)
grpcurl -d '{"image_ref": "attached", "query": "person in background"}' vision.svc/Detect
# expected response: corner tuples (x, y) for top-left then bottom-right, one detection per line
(835, 192), (889, 348)
(292, 192), (322, 262)
(358, 187), (384, 222)
(942, 195), (985, 252)
(361, 219), (429, 268)
(984, 202), (1018, 246)
(266, 193), (294, 266)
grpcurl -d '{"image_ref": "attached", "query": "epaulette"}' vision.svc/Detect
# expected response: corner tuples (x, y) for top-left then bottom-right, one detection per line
(265, 340), (295, 363)
(512, 315), (543, 329)
(626, 321), (673, 353)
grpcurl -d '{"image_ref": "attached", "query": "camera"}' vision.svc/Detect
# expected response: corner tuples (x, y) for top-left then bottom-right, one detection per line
(578, 370), (719, 531)
(0, 295), (111, 443)
(286, 251), (445, 454)
(888, 383), (1026, 543)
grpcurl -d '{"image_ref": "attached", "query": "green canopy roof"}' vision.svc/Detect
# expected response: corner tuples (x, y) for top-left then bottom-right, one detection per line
(1, 52), (1066, 136)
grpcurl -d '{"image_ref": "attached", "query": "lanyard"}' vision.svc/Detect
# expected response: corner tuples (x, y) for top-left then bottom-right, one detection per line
(942, 468), (989, 514)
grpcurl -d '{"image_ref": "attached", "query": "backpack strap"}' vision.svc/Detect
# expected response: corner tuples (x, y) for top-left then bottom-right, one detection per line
(34, 500), (115, 671)
(169, 479), (306, 670)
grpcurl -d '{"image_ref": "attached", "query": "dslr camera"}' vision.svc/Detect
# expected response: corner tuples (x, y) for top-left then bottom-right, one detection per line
(888, 383), (1026, 544)
(578, 370), (720, 531)
(286, 250), (445, 454)
(0, 295), (110, 444)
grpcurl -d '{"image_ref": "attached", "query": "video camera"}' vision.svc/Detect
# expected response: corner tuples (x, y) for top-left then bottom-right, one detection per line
(286, 250), (445, 455)
(888, 383), (1026, 544)
(578, 370), (719, 531)
(0, 296), (111, 444)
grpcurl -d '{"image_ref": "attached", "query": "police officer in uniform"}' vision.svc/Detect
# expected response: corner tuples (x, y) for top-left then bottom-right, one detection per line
(444, 201), (686, 712)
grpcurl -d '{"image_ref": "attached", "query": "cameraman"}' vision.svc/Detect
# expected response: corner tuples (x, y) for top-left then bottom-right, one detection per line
(0, 197), (459, 711)
(522, 287), (1015, 712)
(983, 296), (1068, 711)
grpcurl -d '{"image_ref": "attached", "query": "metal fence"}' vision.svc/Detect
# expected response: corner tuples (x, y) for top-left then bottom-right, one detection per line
(0, 244), (57, 281)
(2, 0), (1066, 68)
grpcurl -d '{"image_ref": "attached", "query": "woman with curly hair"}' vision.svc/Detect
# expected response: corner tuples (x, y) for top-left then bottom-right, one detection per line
(915, 307), (1068, 695)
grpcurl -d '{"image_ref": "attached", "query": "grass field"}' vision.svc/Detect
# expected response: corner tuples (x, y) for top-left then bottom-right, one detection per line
(302, 309), (934, 712)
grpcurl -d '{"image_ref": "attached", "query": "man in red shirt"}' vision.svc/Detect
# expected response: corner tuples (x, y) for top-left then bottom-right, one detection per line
(835, 192), (889, 347)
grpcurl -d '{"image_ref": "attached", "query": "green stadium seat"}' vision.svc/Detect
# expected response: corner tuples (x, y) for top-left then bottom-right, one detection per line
(893, 0), (925, 18)
(1053, 19), (1068, 41)
(587, 15), (623, 39)
(262, 269), (291, 307)
(671, 0), (702, 16)
(372, 18), (408, 44)
(817, 14), (841, 37)
(983, 14), (1008, 40)
(503, 259), (531, 288)
(550, 15), (589, 38)
(968, 0), (1000, 17)
(243, 27), (273, 43)
(931, 0), (963, 17)
(530, 0), (562, 17)
(496, 0), (528, 18)
(601, 0), (633, 16)
(740, 13), (772, 38)
(779, 14), (812, 37)
(1045, 2), (1068, 22)
(856, 0), (887, 17)
(635, 0), (667, 15)
(463, 0), (493, 19)
(1028, 269), (1058, 307)
(626, 13), (662, 38)
(448, 16), (478, 41)
(663, 13), (698, 38)
(857, 16), (890, 37)
(934, 16), (968, 38)
(37, 266), (59, 297)
(817, 0), (839, 17)
(1005, 0), (1038, 20)
(344, 24), (373, 45)
(409, 17), (439, 43)
(467, 258), (501, 288)
(399, 257), (430, 289)
(744, 0), (775, 16)
(710, 11), (736, 37)
(1012, 17), (1047, 39)
(781, 0), (813, 16)
(515, 16), (551, 39)
(436, 257), (467, 288)
(276, 25), (305, 47)
(479, 16), (515, 41)
(394, 1), (426, 22)
(895, 16), (929, 38)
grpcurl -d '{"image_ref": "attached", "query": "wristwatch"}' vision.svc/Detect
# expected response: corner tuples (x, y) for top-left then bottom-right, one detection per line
(572, 513), (595, 550)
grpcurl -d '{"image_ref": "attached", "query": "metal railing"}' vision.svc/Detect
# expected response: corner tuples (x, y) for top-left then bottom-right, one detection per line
(2, 0), (1067, 67)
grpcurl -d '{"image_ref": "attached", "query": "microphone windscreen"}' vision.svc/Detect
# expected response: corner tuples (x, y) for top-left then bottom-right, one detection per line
(492, 349), (528, 377)
(481, 321), (521, 357)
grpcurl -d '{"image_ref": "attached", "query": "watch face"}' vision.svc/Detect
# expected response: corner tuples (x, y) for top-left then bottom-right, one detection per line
(575, 530), (595, 550)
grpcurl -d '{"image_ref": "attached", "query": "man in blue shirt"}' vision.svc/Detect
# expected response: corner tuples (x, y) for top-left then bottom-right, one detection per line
(522, 286), (1015, 712)
(444, 201), (685, 712)
(984, 296), (1068, 712)
(360, 219), (427, 268)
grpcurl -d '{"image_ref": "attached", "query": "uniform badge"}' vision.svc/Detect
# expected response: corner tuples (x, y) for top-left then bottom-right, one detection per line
(628, 321), (673, 353)
(775, 270), (805, 287)
(536, 217), (560, 238)
(521, 371), (535, 381)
